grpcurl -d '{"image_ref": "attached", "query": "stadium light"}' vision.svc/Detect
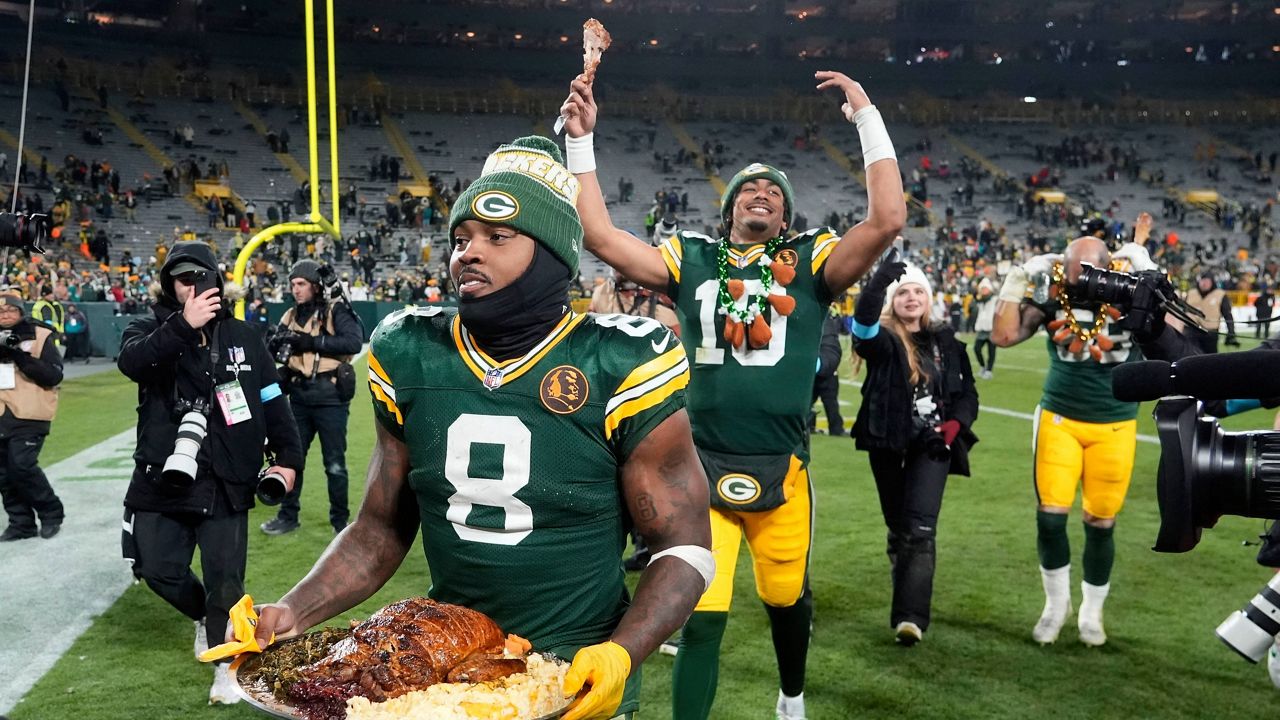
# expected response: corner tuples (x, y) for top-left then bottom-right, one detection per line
(1023, 96), (1037, 103)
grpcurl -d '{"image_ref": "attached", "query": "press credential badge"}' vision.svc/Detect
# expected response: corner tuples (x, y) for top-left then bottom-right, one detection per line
(215, 379), (252, 425)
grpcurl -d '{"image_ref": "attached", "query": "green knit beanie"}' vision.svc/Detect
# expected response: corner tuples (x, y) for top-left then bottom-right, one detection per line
(450, 136), (582, 275)
(720, 162), (795, 230)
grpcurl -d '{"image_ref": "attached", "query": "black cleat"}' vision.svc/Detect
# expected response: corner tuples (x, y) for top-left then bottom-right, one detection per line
(0, 526), (37, 541)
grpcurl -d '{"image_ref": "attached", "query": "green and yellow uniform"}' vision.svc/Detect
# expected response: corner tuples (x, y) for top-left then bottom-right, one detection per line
(657, 226), (839, 610)
(1031, 301), (1140, 518)
(367, 306), (688, 714)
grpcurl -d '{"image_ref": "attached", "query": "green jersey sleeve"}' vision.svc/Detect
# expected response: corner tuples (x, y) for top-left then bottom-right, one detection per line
(806, 226), (842, 304)
(593, 314), (691, 458)
(367, 306), (445, 441)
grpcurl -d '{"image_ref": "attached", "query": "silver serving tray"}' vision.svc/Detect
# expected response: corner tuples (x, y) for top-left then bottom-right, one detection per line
(230, 636), (572, 720)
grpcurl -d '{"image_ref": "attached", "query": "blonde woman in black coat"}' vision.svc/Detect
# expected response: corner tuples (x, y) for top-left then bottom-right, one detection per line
(851, 251), (979, 645)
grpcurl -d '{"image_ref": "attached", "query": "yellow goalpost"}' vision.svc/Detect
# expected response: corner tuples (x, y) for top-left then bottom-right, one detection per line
(232, 0), (343, 319)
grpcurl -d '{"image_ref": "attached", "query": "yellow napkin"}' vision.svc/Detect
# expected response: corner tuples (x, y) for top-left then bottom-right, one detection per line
(197, 594), (275, 662)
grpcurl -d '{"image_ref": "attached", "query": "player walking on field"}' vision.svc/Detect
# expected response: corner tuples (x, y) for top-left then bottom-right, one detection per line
(560, 69), (905, 720)
(253, 136), (712, 720)
(993, 236), (1142, 647)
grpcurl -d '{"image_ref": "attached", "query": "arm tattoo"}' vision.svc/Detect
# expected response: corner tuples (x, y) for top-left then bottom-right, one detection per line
(635, 492), (658, 522)
(658, 444), (692, 490)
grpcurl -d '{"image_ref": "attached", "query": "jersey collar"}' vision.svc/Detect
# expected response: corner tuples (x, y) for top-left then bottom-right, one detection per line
(724, 243), (767, 269)
(452, 311), (586, 390)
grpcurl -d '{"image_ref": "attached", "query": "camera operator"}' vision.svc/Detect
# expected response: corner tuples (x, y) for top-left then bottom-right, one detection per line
(992, 236), (1142, 648)
(261, 259), (363, 536)
(850, 253), (979, 645)
(117, 241), (302, 704)
(1183, 270), (1238, 353)
(0, 292), (65, 542)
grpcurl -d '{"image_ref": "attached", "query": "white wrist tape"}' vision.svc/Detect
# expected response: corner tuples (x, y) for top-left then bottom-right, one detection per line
(850, 105), (896, 167)
(650, 544), (715, 592)
(565, 132), (596, 174)
(998, 267), (1030, 304)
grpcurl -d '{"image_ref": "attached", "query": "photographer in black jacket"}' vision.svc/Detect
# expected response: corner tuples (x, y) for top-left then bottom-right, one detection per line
(850, 251), (979, 646)
(117, 241), (303, 705)
(0, 292), (65, 542)
(261, 259), (363, 536)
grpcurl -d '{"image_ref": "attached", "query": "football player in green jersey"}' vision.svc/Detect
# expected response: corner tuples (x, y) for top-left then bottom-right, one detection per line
(560, 71), (905, 720)
(250, 136), (712, 720)
(992, 236), (1141, 648)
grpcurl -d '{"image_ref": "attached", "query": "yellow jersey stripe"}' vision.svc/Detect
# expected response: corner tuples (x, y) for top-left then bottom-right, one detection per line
(659, 244), (681, 284)
(604, 368), (690, 440)
(811, 235), (840, 275)
(368, 379), (404, 425)
(612, 345), (686, 397)
(727, 245), (767, 266)
(453, 312), (586, 388)
(452, 316), (488, 384)
(367, 352), (393, 387)
(498, 312), (587, 384)
(663, 234), (683, 261)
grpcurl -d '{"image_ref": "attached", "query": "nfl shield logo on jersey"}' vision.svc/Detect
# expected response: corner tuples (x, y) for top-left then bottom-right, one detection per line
(483, 368), (504, 390)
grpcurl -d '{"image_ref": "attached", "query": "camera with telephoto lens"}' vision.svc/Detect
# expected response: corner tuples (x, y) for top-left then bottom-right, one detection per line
(1151, 396), (1280, 663)
(1069, 264), (1184, 336)
(0, 211), (50, 253)
(255, 466), (293, 505)
(161, 398), (210, 489)
(1152, 397), (1280, 555)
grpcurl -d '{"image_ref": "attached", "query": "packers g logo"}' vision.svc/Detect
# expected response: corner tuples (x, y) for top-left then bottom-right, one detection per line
(717, 473), (762, 505)
(472, 191), (520, 222)
(539, 365), (589, 414)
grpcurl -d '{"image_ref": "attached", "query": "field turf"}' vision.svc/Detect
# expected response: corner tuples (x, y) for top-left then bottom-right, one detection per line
(10, 335), (1280, 719)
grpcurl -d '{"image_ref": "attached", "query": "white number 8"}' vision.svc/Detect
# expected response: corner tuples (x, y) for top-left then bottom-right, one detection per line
(444, 414), (533, 546)
(594, 313), (665, 338)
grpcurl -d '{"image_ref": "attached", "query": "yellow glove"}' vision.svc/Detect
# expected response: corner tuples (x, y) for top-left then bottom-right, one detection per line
(561, 641), (631, 720)
(198, 594), (274, 662)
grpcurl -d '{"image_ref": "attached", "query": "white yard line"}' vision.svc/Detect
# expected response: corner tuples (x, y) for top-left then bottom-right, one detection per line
(0, 346), (371, 714)
(0, 429), (138, 715)
(838, 379), (1159, 445)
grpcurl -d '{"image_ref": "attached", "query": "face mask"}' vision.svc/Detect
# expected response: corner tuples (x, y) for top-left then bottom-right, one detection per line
(457, 243), (570, 361)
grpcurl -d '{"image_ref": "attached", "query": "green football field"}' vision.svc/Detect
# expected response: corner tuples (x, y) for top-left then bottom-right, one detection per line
(12, 335), (1280, 719)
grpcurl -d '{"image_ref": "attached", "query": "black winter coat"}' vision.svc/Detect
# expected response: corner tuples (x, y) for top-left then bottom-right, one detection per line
(852, 324), (979, 476)
(117, 243), (303, 515)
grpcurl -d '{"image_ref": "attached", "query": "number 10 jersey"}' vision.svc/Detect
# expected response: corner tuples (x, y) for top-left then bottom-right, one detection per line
(658, 227), (840, 459)
(367, 307), (688, 661)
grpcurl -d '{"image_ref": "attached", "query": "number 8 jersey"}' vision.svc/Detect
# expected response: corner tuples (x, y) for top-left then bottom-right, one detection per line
(658, 227), (840, 458)
(366, 306), (688, 662)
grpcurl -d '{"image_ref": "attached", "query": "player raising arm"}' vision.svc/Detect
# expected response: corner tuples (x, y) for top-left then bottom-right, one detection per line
(560, 70), (904, 720)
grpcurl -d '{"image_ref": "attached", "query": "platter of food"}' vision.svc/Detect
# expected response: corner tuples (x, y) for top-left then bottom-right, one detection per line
(230, 597), (574, 720)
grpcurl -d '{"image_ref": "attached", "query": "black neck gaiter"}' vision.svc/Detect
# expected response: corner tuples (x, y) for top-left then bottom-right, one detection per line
(458, 244), (571, 361)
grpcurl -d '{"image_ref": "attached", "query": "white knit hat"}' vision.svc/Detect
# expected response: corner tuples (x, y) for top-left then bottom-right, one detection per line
(884, 265), (934, 310)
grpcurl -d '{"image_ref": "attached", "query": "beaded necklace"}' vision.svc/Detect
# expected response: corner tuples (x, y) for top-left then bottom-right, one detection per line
(714, 235), (798, 350)
(715, 236), (783, 323)
(1049, 261), (1115, 359)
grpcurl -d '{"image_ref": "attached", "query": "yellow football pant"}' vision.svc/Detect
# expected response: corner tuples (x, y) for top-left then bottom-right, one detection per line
(695, 456), (812, 611)
(1033, 407), (1137, 519)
